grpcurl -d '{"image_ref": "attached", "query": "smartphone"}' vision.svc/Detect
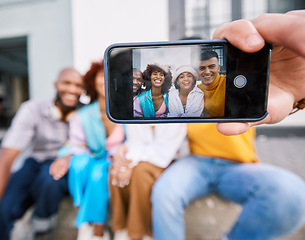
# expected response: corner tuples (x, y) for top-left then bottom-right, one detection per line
(104, 39), (271, 123)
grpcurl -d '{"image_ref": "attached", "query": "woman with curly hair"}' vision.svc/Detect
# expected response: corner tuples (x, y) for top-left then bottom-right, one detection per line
(50, 61), (124, 240)
(133, 64), (172, 117)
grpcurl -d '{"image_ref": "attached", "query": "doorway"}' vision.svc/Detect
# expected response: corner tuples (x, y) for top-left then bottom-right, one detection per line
(0, 36), (29, 129)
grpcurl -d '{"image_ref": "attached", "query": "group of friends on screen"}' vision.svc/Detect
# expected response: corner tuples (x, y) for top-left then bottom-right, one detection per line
(133, 50), (226, 119)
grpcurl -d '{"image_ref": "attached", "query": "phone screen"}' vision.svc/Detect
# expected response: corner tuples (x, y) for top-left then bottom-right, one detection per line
(105, 40), (271, 123)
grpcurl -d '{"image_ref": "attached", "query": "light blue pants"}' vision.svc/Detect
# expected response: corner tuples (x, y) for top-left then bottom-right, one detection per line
(151, 155), (305, 240)
(68, 153), (110, 227)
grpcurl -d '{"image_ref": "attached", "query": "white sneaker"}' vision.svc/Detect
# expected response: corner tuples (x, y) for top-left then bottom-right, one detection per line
(11, 218), (34, 240)
(113, 229), (130, 240)
(31, 214), (57, 233)
(77, 223), (94, 240)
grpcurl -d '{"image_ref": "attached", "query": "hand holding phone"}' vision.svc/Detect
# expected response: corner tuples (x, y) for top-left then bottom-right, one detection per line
(213, 11), (305, 135)
(104, 39), (271, 123)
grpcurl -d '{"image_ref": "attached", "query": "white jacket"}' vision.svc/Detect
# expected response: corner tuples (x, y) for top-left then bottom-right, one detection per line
(168, 86), (204, 117)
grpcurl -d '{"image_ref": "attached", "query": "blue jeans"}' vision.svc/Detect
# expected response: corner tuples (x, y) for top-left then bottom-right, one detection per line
(0, 157), (67, 240)
(151, 155), (305, 240)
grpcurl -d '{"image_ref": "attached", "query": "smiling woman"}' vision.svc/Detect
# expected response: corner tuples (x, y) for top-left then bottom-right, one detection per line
(168, 65), (204, 117)
(133, 63), (172, 118)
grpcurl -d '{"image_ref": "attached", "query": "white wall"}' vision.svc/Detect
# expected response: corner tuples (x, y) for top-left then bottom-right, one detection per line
(0, 0), (74, 100)
(242, 0), (268, 20)
(0, 0), (169, 98)
(71, 0), (169, 74)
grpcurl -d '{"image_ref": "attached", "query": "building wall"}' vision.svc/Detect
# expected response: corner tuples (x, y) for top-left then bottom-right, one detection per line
(1, 0), (303, 128)
(0, 0), (74, 100)
(71, 0), (169, 74)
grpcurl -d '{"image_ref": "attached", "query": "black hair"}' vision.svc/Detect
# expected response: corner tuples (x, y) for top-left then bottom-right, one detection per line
(142, 64), (172, 93)
(200, 50), (219, 61)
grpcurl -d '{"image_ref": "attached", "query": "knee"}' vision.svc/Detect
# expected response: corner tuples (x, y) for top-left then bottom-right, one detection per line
(42, 173), (67, 195)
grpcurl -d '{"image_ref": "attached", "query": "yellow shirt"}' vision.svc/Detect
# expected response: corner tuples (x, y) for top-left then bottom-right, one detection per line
(198, 74), (226, 117)
(188, 123), (258, 163)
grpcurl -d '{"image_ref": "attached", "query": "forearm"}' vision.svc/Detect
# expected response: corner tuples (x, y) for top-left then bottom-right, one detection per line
(0, 147), (20, 199)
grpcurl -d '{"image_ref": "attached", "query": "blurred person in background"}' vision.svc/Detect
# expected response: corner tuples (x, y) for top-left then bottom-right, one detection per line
(0, 68), (84, 240)
(50, 61), (124, 240)
(110, 123), (187, 240)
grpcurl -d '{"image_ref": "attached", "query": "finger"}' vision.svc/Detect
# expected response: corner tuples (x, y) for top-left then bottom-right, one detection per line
(121, 159), (133, 166)
(216, 122), (250, 136)
(111, 179), (118, 186)
(52, 173), (61, 181)
(213, 19), (265, 53)
(252, 13), (305, 57)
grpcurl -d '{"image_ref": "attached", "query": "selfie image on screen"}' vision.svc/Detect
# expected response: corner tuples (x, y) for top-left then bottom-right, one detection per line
(132, 45), (226, 119)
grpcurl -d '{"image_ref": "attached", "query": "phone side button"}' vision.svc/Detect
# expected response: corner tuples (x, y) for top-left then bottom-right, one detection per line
(233, 75), (247, 88)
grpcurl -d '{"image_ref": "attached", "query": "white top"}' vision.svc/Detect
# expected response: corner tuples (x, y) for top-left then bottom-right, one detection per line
(124, 124), (187, 168)
(168, 86), (204, 117)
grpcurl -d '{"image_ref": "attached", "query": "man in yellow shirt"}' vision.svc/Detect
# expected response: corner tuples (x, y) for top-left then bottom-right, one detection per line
(197, 50), (226, 117)
(152, 123), (305, 240)
(151, 48), (305, 240)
